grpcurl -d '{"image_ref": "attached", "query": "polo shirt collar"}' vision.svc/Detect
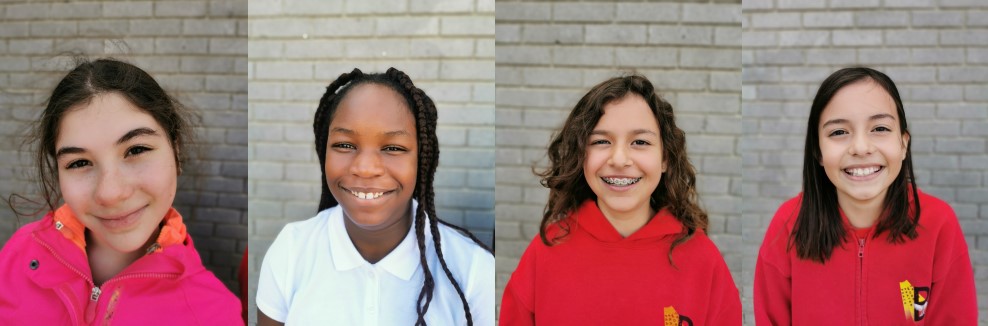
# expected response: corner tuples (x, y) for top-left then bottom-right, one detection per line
(327, 200), (422, 281)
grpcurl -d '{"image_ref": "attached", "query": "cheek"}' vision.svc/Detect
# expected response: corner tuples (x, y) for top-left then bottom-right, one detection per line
(59, 174), (94, 208)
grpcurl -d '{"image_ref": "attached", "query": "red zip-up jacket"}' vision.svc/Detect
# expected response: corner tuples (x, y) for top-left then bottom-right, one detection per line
(754, 189), (977, 325)
(500, 200), (741, 325)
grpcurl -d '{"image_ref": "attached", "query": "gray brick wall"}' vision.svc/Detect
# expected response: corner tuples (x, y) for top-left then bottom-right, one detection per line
(495, 0), (742, 319)
(742, 2), (988, 324)
(0, 0), (247, 295)
(246, 0), (494, 324)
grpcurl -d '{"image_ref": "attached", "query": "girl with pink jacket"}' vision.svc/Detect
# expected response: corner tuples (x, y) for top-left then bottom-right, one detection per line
(0, 58), (241, 325)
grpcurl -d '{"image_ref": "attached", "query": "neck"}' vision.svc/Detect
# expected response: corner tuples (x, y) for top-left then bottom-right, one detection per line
(598, 200), (655, 238)
(837, 192), (886, 229)
(343, 209), (413, 264)
(86, 227), (160, 285)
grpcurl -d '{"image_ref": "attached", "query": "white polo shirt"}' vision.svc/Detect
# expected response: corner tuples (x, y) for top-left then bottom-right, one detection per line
(256, 203), (494, 325)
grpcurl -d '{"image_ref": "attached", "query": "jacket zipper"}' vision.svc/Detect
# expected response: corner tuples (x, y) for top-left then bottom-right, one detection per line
(32, 233), (180, 323)
(857, 237), (865, 326)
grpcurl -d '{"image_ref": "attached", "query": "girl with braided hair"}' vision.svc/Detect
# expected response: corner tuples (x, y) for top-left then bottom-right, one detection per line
(256, 68), (494, 325)
(499, 75), (741, 325)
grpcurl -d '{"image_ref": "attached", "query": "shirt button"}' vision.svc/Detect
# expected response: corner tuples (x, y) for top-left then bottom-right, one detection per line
(29, 259), (39, 270)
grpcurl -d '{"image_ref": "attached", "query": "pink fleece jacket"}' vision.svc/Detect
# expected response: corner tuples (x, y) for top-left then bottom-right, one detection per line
(0, 206), (241, 325)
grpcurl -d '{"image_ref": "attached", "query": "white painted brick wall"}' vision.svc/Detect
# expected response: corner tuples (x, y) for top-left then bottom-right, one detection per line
(742, 2), (988, 325)
(247, 0), (494, 324)
(0, 0), (247, 301)
(495, 0), (742, 320)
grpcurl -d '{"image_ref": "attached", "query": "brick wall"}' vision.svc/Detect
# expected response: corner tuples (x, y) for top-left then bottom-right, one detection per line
(741, 1), (988, 324)
(494, 0), (742, 318)
(0, 0), (247, 294)
(246, 0), (495, 323)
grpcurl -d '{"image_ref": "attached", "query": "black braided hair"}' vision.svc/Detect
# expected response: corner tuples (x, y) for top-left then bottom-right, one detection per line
(312, 67), (492, 325)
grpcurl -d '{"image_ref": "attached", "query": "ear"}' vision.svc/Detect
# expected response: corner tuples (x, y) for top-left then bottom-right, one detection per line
(661, 158), (667, 173)
(901, 131), (910, 160)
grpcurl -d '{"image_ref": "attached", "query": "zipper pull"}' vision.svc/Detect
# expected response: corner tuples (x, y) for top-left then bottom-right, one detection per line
(85, 286), (101, 323)
(858, 238), (865, 258)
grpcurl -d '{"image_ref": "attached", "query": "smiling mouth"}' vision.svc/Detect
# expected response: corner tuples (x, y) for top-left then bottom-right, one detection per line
(843, 166), (883, 177)
(340, 186), (396, 200)
(601, 177), (642, 186)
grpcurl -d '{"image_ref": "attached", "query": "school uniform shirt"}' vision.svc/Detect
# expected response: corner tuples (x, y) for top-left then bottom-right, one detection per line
(256, 202), (495, 325)
(499, 200), (742, 325)
(754, 189), (977, 325)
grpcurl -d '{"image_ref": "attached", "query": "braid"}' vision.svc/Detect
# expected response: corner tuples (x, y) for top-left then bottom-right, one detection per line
(313, 68), (363, 211)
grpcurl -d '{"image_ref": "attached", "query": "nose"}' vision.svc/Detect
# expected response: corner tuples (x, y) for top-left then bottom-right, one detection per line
(607, 146), (632, 167)
(350, 149), (385, 177)
(848, 132), (874, 156)
(94, 165), (134, 207)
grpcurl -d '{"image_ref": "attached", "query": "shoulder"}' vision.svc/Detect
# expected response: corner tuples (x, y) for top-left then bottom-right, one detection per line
(766, 195), (802, 237)
(914, 189), (961, 235)
(676, 230), (731, 268)
(435, 221), (494, 269)
(0, 216), (51, 256)
(268, 208), (335, 250)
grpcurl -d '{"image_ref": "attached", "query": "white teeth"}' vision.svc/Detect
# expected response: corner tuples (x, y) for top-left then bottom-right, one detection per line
(602, 177), (641, 186)
(845, 167), (880, 177)
(350, 190), (385, 200)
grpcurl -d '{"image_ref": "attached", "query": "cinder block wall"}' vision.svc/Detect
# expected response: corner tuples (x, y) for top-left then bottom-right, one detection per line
(741, 1), (988, 324)
(246, 0), (495, 324)
(0, 1), (247, 293)
(494, 0), (742, 318)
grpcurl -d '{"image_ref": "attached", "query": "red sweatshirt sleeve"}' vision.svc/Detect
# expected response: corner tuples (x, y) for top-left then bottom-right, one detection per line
(925, 204), (977, 324)
(754, 199), (797, 326)
(499, 240), (537, 326)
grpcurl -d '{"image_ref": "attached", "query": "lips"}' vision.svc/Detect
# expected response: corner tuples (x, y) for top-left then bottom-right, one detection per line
(843, 165), (884, 177)
(96, 206), (146, 230)
(340, 185), (396, 201)
(601, 176), (642, 186)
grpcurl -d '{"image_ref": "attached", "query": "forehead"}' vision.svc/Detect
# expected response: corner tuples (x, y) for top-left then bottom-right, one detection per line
(56, 93), (164, 147)
(821, 80), (898, 123)
(331, 83), (416, 129)
(595, 93), (658, 130)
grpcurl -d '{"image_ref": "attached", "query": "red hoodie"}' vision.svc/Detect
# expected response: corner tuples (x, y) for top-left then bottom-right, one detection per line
(500, 200), (741, 325)
(754, 189), (977, 325)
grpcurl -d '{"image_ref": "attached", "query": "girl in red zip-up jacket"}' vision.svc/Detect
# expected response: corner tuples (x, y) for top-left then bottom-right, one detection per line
(0, 58), (241, 325)
(754, 67), (977, 325)
(499, 75), (742, 325)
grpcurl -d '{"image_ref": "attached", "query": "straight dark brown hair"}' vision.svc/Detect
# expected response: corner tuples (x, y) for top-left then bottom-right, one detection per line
(791, 67), (920, 263)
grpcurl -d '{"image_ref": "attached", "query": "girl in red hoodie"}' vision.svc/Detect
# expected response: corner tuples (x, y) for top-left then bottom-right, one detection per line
(0, 58), (241, 324)
(499, 75), (742, 325)
(754, 67), (977, 325)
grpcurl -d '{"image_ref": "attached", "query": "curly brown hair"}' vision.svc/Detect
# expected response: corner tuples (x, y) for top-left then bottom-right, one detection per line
(536, 75), (707, 261)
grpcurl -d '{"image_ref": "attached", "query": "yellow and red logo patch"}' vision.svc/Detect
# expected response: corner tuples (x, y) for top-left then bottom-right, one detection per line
(899, 280), (930, 322)
(663, 306), (693, 326)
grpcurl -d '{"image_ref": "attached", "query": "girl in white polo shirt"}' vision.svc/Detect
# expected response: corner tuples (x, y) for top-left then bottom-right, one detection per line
(256, 68), (494, 325)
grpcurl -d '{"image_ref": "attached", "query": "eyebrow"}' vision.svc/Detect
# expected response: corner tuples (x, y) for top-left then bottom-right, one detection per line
(55, 127), (161, 158)
(820, 113), (896, 129)
(330, 127), (411, 137)
(590, 129), (659, 136)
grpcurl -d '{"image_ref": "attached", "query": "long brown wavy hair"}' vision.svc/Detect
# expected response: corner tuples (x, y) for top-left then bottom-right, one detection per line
(536, 75), (707, 260)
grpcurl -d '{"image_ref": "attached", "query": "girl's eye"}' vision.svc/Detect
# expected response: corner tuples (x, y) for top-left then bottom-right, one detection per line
(828, 129), (848, 137)
(383, 145), (406, 152)
(126, 146), (152, 157)
(66, 160), (91, 169)
(873, 126), (891, 132)
(331, 143), (355, 150)
(590, 139), (610, 145)
(632, 139), (650, 146)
